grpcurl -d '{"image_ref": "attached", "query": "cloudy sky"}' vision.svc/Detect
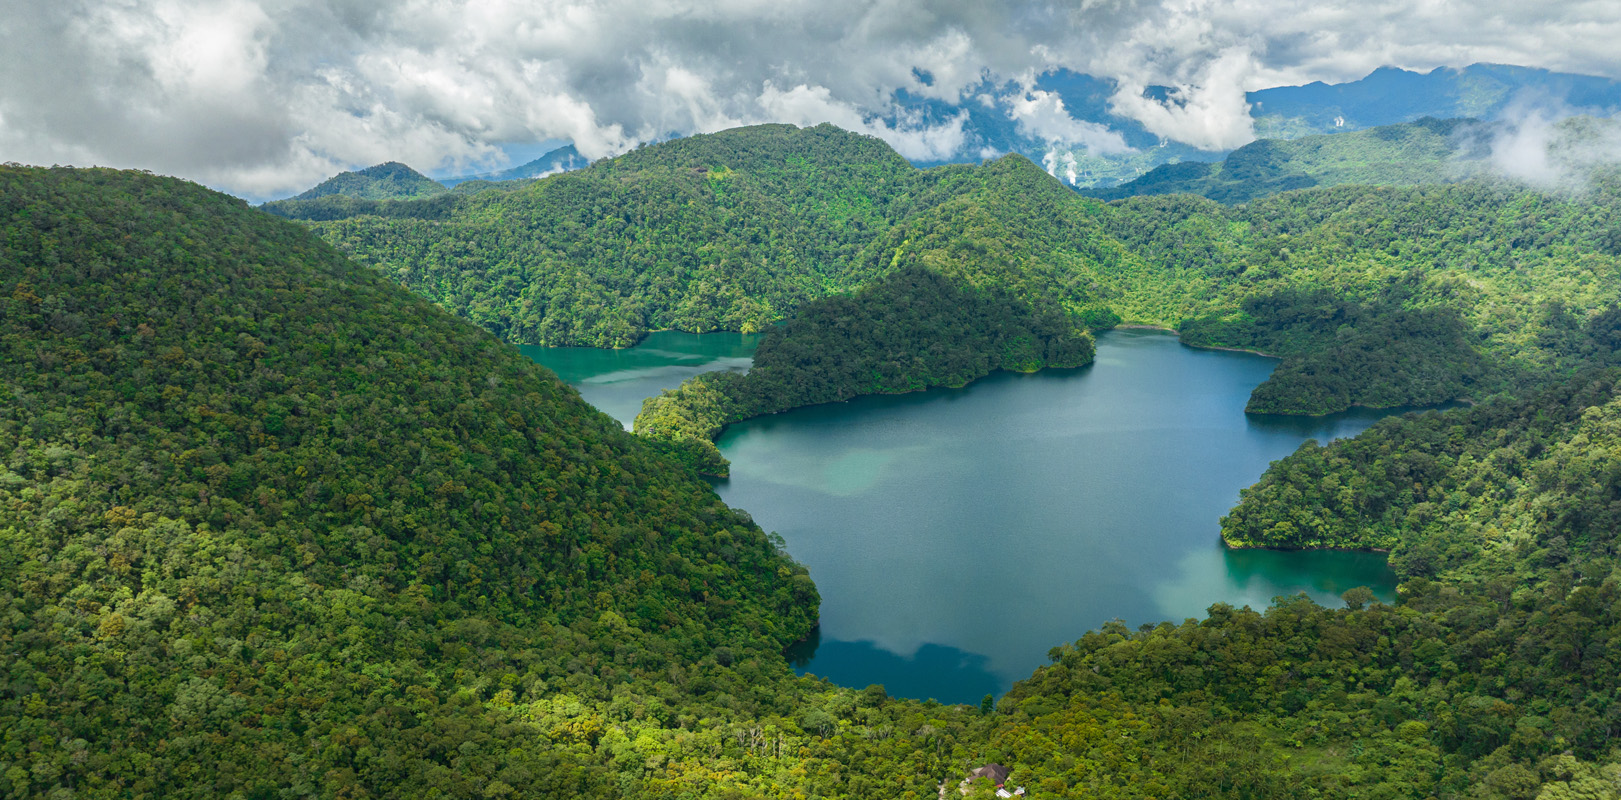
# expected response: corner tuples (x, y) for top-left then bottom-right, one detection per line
(2, 0), (1618, 199)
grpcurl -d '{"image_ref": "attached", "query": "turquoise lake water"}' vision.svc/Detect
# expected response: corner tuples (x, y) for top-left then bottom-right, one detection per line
(524, 328), (1413, 704)
(519, 330), (760, 428)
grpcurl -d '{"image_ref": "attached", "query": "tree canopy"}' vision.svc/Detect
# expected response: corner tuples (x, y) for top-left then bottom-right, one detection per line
(7, 147), (1621, 798)
(270, 123), (1621, 417)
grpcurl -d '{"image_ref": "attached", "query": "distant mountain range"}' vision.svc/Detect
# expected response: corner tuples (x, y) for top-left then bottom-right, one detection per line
(272, 63), (1619, 205)
(1089, 114), (1621, 204)
(913, 62), (1621, 188)
(1246, 63), (1621, 137)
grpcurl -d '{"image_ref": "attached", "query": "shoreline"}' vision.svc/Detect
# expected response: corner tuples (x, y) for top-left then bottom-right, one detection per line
(1109, 324), (1283, 359)
(1186, 343), (1281, 358)
(1222, 538), (1392, 555)
(703, 357), (1097, 446)
(1247, 397), (1473, 417)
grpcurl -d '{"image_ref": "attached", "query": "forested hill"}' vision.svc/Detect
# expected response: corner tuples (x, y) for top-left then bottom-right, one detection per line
(1148, 178), (1621, 413)
(265, 124), (928, 347)
(281, 161), (449, 202)
(264, 123), (1621, 419)
(1085, 117), (1476, 203)
(635, 266), (1099, 475)
(0, 166), (818, 796)
(634, 162), (1621, 451)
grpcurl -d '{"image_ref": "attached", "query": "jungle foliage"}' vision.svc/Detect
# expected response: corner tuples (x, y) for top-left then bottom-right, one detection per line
(9, 143), (1621, 798)
(0, 166), (829, 797)
(1179, 287), (1495, 413)
(271, 123), (1621, 419)
(267, 124), (926, 347)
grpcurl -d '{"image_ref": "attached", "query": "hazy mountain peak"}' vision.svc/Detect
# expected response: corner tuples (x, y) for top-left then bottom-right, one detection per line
(439, 144), (590, 187)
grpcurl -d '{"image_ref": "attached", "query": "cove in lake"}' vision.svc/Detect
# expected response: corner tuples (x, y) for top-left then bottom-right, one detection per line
(519, 330), (759, 427)
(524, 329), (1419, 705)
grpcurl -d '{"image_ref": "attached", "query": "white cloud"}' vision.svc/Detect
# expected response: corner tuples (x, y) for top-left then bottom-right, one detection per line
(1005, 86), (1131, 155)
(1042, 149), (1081, 185)
(756, 83), (969, 162)
(1106, 47), (1259, 151)
(1475, 102), (1621, 189)
(0, 0), (1617, 198)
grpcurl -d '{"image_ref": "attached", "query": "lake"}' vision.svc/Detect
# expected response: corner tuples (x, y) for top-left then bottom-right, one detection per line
(525, 328), (1410, 705)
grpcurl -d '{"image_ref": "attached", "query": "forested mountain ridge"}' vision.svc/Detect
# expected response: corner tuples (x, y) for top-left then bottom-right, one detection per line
(1103, 177), (1621, 413)
(7, 166), (1621, 799)
(266, 123), (1621, 420)
(632, 150), (1621, 452)
(640, 151), (1621, 469)
(0, 166), (826, 797)
(631, 153), (1133, 468)
(267, 124), (928, 347)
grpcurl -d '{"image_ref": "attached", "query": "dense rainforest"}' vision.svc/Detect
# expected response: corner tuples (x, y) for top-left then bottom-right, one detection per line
(266, 123), (1621, 425)
(0, 167), (829, 797)
(6, 128), (1621, 796)
(265, 124), (928, 347)
(620, 129), (1621, 448)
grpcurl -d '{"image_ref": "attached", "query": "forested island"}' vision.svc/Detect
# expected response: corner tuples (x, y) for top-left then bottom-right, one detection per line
(5, 116), (1621, 797)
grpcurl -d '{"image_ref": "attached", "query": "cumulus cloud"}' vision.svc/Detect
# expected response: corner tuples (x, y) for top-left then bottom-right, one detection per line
(1106, 48), (1260, 151)
(1, 0), (1617, 198)
(1005, 86), (1131, 155)
(756, 83), (970, 162)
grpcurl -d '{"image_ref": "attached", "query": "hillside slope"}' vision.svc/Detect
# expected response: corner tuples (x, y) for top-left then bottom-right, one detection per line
(271, 124), (925, 347)
(0, 166), (818, 797)
(269, 123), (1621, 420)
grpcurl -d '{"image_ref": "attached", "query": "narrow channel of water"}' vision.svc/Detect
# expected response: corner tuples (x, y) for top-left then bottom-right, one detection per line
(524, 329), (1418, 705)
(519, 330), (759, 428)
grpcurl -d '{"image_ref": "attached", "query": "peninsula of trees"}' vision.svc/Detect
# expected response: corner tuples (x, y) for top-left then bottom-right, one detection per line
(635, 266), (1098, 474)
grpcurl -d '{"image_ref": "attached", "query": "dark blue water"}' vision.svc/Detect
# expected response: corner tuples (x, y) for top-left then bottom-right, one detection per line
(525, 328), (1415, 705)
